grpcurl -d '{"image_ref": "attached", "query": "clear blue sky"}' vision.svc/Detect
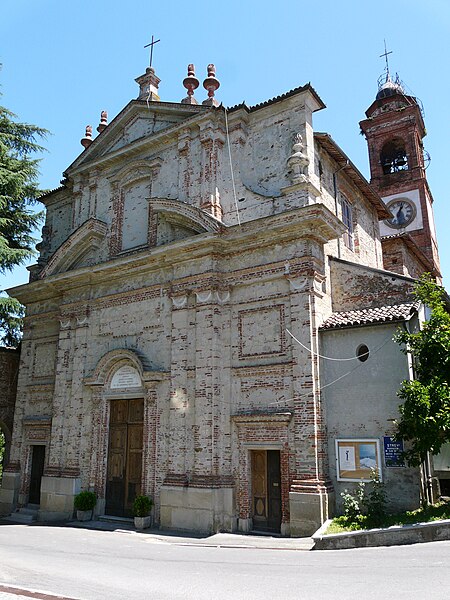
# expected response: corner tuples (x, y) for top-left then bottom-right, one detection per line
(1, 0), (449, 291)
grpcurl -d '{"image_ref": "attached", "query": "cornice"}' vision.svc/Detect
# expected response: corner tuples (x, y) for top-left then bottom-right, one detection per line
(9, 203), (343, 305)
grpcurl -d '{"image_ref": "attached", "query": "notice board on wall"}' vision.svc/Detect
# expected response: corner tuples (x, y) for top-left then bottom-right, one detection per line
(336, 439), (382, 482)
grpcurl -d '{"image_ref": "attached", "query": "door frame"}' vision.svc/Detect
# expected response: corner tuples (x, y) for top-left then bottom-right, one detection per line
(28, 443), (46, 505)
(105, 397), (144, 517)
(84, 349), (169, 518)
(250, 448), (282, 533)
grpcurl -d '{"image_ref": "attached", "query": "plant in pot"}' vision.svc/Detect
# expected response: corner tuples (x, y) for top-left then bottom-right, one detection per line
(133, 495), (153, 530)
(74, 490), (97, 522)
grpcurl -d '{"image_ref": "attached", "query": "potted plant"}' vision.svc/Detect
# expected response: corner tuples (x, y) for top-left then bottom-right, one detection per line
(133, 495), (153, 530)
(74, 490), (97, 521)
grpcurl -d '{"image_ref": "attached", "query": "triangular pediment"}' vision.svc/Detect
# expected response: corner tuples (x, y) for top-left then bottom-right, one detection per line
(67, 100), (209, 173)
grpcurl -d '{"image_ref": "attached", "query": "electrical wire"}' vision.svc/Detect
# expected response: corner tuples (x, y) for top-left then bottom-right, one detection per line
(224, 107), (241, 227)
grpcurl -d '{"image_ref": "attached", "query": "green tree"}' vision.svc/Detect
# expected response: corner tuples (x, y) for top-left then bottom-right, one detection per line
(395, 275), (450, 466)
(0, 98), (47, 346)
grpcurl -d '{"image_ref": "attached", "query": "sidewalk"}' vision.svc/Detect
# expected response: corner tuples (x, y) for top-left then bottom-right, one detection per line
(66, 518), (315, 550)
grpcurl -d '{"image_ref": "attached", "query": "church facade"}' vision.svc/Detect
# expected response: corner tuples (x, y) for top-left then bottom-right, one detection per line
(0, 64), (442, 535)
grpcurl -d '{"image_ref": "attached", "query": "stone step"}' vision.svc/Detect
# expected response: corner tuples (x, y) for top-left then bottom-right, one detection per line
(98, 515), (133, 525)
(2, 512), (37, 524)
(18, 507), (39, 516)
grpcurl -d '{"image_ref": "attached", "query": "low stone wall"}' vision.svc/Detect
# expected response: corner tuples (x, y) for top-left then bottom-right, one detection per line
(312, 518), (450, 550)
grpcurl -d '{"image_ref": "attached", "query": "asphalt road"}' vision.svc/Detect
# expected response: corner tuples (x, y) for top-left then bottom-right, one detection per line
(0, 523), (449, 600)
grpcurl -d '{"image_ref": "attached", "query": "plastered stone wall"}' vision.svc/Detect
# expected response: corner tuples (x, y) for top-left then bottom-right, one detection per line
(2, 80), (412, 534)
(321, 323), (420, 512)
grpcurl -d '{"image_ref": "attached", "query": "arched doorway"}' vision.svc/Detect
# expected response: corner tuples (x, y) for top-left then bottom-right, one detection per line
(84, 349), (169, 518)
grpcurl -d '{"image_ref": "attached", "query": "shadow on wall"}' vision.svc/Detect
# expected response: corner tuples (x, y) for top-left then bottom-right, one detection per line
(0, 424), (11, 481)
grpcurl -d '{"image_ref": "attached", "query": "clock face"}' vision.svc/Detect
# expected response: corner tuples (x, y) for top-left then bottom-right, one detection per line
(385, 198), (416, 229)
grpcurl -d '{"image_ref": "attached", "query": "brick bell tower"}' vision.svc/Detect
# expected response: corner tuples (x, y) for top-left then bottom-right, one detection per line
(360, 66), (441, 281)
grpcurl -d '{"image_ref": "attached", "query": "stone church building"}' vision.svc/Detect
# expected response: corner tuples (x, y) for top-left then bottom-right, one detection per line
(0, 63), (443, 535)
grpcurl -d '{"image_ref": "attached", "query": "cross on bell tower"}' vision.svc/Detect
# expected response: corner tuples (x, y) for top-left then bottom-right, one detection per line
(359, 49), (441, 281)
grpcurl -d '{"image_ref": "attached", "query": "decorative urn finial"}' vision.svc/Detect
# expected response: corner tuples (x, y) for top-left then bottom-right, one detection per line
(202, 64), (220, 107)
(97, 110), (108, 133)
(81, 125), (93, 149)
(182, 64), (200, 105)
(287, 132), (309, 185)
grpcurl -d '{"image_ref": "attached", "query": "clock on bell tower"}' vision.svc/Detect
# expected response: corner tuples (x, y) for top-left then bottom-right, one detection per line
(360, 63), (441, 281)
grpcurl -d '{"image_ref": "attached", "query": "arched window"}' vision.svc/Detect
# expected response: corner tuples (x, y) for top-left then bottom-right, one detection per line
(380, 138), (408, 174)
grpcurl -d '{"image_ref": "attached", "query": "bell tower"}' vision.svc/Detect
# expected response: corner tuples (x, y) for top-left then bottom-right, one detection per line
(360, 67), (441, 280)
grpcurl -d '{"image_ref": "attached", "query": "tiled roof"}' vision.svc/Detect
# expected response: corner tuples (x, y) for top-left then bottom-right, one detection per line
(227, 83), (326, 114)
(320, 303), (418, 330)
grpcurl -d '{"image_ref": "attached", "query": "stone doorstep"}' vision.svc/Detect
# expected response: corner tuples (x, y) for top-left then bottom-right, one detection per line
(312, 518), (450, 550)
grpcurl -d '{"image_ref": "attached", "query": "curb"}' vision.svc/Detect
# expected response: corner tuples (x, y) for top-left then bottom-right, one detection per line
(312, 518), (450, 550)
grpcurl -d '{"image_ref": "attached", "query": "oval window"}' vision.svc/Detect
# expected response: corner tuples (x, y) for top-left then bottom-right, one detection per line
(357, 344), (369, 362)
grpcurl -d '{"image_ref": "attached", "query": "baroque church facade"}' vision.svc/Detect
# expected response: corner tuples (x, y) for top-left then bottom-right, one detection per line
(0, 63), (443, 535)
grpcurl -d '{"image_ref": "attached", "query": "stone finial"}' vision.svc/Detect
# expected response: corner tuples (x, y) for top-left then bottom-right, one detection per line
(135, 66), (161, 102)
(202, 64), (220, 107)
(181, 64), (199, 105)
(97, 110), (108, 133)
(287, 132), (309, 185)
(81, 125), (93, 149)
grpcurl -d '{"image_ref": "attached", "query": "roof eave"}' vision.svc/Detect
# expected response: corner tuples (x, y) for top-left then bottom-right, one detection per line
(315, 132), (390, 219)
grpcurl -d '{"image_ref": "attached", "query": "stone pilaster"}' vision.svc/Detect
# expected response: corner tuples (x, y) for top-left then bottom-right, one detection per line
(166, 292), (190, 479)
(177, 128), (192, 204)
(63, 307), (90, 476)
(44, 313), (74, 476)
(199, 121), (225, 220)
(192, 288), (230, 479)
(286, 267), (334, 535)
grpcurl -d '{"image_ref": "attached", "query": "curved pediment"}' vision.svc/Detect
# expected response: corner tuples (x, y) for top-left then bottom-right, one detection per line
(84, 348), (168, 389)
(40, 219), (108, 278)
(150, 198), (223, 235)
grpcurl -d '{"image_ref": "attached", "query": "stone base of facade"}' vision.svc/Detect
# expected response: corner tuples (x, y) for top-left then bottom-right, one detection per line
(38, 475), (81, 521)
(238, 517), (252, 533)
(289, 485), (335, 537)
(159, 485), (236, 533)
(0, 471), (21, 516)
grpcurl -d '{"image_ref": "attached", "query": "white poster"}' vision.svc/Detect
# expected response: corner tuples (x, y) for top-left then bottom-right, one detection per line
(339, 446), (356, 471)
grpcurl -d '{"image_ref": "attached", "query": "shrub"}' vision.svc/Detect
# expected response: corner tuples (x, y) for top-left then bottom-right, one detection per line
(74, 490), (97, 511)
(340, 470), (387, 526)
(341, 482), (366, 522)
(133, 495), (153, 517)
(365, 469), (387, 525)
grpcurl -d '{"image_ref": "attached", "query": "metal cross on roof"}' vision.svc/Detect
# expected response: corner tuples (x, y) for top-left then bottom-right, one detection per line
(144, 35), (160, 68)
(380, 39), (393, 74)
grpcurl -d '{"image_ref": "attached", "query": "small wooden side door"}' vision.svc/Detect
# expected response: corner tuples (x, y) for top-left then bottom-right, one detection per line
(252, 450), (267, 529)
(267, 450), (282, 532)
(28, 445), (45, 505)
(251, 449), (281, 532)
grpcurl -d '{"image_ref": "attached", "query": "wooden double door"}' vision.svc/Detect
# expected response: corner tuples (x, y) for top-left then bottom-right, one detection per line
(106, 398), (144, 517)
(251, 450), (282, 532)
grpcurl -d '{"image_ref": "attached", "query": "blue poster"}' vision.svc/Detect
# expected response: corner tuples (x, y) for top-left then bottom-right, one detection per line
(383, 436), (405, 468)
